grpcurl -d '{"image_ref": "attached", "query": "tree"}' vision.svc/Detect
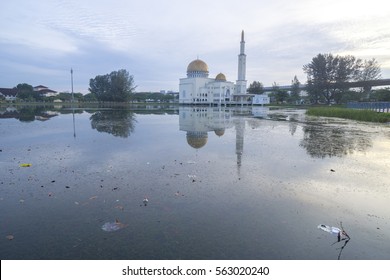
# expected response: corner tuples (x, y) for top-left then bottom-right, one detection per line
(303, 53), (360, 104)
(89, 69), (136, 102)
(247, 81), (264, 94)
(356, 58), (381, 82)
(303, 53), (383, 104)
(16, 83), (34, 100)
(356, 58), (382, 96)
(290, 75), (301, 103)
(371, 88), (390, 101)
(271, 82), (288, 103)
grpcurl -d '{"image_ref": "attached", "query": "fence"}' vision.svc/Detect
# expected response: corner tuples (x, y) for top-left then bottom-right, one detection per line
(347, 102), (390, 113)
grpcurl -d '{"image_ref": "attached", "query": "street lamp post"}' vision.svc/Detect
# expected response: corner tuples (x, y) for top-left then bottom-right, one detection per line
(70, 68), (74, 102)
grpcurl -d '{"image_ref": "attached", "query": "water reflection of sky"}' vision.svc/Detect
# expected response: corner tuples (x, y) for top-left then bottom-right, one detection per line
(1, 106), (389, 260)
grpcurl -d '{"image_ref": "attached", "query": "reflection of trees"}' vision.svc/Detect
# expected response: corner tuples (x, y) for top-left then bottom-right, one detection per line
(18, 106), (53, 122)
(90, 110), (136, 138)
(300, 124), (372, 158)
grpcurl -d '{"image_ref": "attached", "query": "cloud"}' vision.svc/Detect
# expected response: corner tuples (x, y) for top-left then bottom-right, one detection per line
(1, 0), (390, 92)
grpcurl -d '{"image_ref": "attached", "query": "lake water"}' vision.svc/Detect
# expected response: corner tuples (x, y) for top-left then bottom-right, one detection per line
(1, 105), (389, 260)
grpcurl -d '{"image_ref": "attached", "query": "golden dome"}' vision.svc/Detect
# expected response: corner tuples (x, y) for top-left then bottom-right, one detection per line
(187, 59), (209, 73)
(186, 131), (208, 149)
(214, 129), (225, 137)
(215, 73), (226, 81)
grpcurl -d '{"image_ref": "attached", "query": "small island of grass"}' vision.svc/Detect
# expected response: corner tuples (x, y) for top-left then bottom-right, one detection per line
(306, 107), (390, 123)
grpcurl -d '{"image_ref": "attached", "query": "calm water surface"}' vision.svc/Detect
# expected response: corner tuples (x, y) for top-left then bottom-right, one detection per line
(1, 105), (389, 259)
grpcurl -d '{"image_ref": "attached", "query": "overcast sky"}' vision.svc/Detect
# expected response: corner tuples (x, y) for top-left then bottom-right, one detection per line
(1, 0), (389, 93)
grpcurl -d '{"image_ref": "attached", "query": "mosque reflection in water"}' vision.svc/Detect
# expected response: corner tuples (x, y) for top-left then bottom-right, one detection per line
(179, 106), (269, 169)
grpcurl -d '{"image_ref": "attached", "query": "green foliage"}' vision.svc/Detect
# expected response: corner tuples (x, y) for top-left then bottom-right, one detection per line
(306, 107), (390, 123)
(82, 93), (98, 102)
(16, 83), (34, 100)
(57, 92), (82, 102)
(356, 58), (382, 82)
(248, 81), (264, 94)
(371, 88), (390, 101)
(89, 69), (136, 102)
(289, 75), (301, 103)
(303, 54), (382, 104)
(271, 82), (288, 103)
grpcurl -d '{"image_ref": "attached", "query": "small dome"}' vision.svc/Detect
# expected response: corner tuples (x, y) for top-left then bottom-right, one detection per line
(215, 73), (226, 81)
(214, 129), (225, 137)
(186, 131), (208, 149)
(187, 59), (209, 73)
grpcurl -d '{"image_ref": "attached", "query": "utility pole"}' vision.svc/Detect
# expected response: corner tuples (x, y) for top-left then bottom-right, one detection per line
(70, 68), (76, 138)
(71, 68), (74, 102)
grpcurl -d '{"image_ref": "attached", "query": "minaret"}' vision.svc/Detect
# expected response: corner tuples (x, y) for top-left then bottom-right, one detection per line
(236, 30), (247, 95)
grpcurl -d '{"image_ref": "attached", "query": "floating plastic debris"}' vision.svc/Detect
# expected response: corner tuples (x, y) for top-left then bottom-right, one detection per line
(317, 223), (350, 242)
(318, 222), (351, 260)
(6, 235), (14, 241)
(188, 174), (197, 182)
(101, 219), (127, 232)
(187, 160), (196, 164)
(19, 163), (32, 167)
(317, 224), (341, 235)
(143, 197), (149, 206)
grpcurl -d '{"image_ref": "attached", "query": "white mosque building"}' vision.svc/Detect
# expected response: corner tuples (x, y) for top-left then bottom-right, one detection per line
(179, 31), (264, 105)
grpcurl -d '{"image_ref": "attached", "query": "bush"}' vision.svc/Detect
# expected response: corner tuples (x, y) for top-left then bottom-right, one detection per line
(306, 107), (390, 123)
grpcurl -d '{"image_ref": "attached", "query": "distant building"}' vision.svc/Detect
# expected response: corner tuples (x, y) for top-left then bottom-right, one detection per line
(0, 88), (18, 101)
(179, 31), (254, 105)
(34, 85), (57, 97)
(252, 94), (270, 105)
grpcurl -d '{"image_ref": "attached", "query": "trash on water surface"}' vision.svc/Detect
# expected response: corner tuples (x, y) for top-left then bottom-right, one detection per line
(6, 235), (14, 241)
(318, 224), (342, 234)
(318, 223), (351, 260)
(317, 223), (350, 241)
(143, 197), (149, 206)
(19, 163), (32, 167)
(101, 219), (127, 232)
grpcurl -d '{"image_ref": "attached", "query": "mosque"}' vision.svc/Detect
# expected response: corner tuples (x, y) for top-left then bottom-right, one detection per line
(179, 31), (263, 105)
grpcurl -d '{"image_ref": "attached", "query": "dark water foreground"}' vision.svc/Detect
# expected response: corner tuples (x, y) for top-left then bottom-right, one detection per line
(1, 106), (389, 260)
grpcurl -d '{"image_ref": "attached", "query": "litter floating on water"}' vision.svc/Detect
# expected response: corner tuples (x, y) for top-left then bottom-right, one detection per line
(175, 191), (184, 197)
(19, 163), (32, 167)
(101, 219), (127, 232)
(143, 197), (149, 206)
(317, 224), (341, 235)
(6, 235), (14, 241)
(317, 223), (350, 242)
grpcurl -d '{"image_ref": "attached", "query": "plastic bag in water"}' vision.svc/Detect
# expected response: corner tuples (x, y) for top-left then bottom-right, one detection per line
(101, 219), (127, 232)
(317, 224), (341, 235)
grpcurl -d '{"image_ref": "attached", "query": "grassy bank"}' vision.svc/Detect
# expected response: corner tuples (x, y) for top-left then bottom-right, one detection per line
(306, 107), (390, 123)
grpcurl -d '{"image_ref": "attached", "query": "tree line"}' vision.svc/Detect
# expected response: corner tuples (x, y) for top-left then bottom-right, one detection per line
(248, 53), (390, 104)
(4, 69), (174, 103)
(4, 57), (389, 105)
